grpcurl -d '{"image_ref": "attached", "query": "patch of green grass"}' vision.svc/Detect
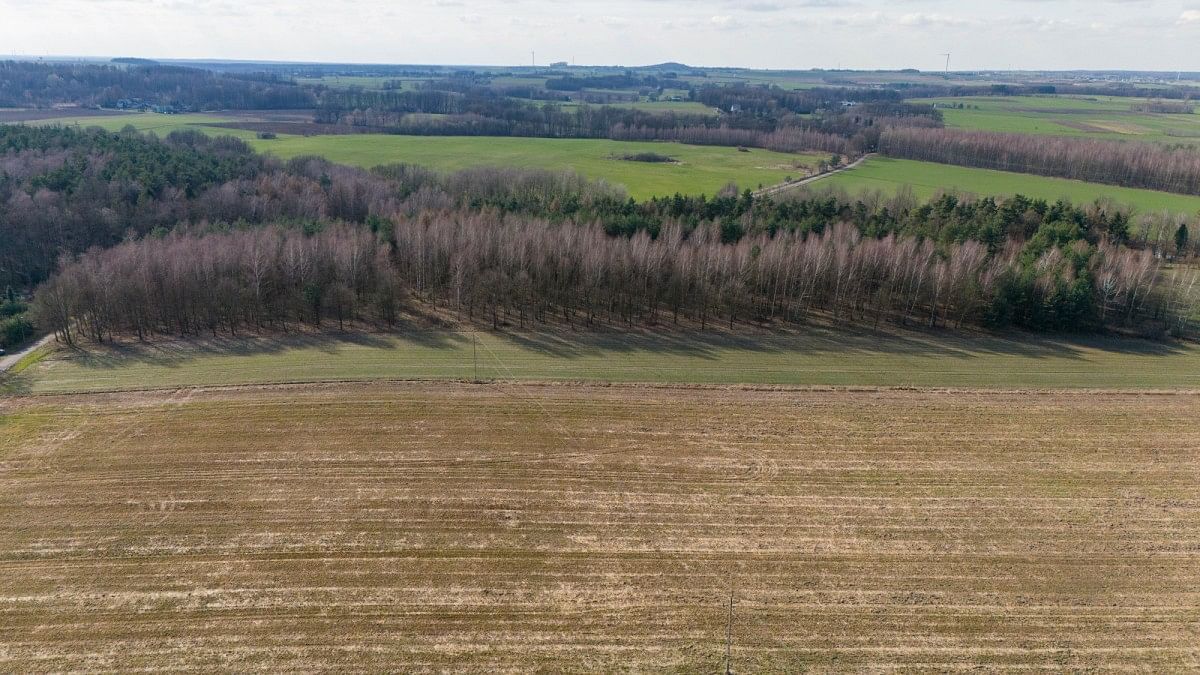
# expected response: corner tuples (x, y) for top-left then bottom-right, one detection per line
(28, 114), (816, 198)
(9, 329), (1200, 395)
(292, 75), (420, 90)
(244, 135), (819, 199)
(508, 98), (716, 115)
(610, 100), (716, 114)
(7, 344), (52, 376)
(30, 113), (264, 141)
(914, 95), (1200, 144)
(814, 157), (1200, 215)
(0, 408), (53, 457)
(488, 76), (549, 88)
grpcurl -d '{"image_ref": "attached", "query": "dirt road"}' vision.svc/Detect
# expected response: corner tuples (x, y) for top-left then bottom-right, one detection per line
(755, 153), (875, 198)
(0, 334), (54, 374)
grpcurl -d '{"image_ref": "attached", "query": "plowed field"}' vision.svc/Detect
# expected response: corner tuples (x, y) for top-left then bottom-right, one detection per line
(2, 383), (1198, 671)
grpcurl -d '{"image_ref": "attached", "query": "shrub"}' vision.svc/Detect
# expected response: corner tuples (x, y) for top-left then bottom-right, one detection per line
(617, 152), (676, 163)
(0, 315), (34, 348)
(0, 299), (28, 318)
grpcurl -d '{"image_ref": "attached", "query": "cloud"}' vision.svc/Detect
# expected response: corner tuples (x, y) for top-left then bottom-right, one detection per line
(0, 0), (1197, 70)
(897, 13), (977, 28)
(710, 14), (739, 28)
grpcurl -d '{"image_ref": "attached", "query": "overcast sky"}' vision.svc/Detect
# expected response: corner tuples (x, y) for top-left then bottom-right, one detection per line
(2, 0), (1198, 71)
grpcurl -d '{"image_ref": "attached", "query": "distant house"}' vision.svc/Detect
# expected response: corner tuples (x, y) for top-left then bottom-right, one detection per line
(729, 103), (743, 113)
(841, 101), (859, 108)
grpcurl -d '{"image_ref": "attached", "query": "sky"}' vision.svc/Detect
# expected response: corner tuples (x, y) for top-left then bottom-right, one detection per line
(1, 0), (1199, 71)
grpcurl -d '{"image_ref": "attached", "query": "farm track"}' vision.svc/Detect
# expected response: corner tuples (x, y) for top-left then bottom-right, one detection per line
(0, 334), (54, 374)
(755, 153), (875, 198)
(2, 382), (1199, 671)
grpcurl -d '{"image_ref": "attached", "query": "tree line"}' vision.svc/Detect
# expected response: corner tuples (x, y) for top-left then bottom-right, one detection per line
(0, 124), (637, 289)
(0, 125), (265, 286)
(313, 81), (943, 153)
(0, 61), (316, 110)
(32, 208), (1196, 346)
(880, 127), (1200, 196)
(5, 125), (1197, 296)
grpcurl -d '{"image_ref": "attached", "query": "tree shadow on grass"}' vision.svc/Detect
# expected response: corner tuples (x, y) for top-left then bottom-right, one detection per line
(492, 324), (1192, 363)
(48, 323), (1195, 380)
(65, 330), (468, 371)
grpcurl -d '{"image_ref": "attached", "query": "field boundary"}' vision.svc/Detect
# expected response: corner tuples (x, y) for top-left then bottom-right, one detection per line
(8, 375), (1200, 404)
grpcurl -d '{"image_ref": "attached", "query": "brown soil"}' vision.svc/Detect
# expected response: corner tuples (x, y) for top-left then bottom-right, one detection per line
(2, 382), (1198, 670)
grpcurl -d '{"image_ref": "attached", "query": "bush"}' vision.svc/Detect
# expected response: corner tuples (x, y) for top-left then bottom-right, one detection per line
(0, 299), (27, 318)
(257, 131), (278, 140)
(616, 152), (676, 163)
(0, 315), (34, 348)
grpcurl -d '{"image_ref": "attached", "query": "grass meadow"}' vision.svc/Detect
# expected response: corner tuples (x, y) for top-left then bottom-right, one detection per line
(34, 113), (816, 199)
(813, 156), (1200, 214)
(6, 328), (1200, 395)
(914, 95), (1200, 144)
(246, 135), (818, 199)
(31, 109), (1200, 207)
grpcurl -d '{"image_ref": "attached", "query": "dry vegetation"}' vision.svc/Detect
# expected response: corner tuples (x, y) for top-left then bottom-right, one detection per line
(3, 382), (1199, 671)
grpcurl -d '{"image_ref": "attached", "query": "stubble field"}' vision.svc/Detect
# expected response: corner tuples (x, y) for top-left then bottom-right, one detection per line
(2, 382), (1199, 671)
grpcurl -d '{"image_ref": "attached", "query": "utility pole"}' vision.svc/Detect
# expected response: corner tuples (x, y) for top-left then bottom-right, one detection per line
(724, 584), (735, 675)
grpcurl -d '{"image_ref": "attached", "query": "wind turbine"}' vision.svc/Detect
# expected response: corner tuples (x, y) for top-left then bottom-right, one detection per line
(939, 53), (951, 77)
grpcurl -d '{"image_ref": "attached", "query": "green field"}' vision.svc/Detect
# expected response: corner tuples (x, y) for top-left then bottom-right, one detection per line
(34, 113), (815, 199)
(7, 328), (1200, 396)
(512, 97), (717, 115)
(915, 95), (1200, 144)
(34, 110), (1200, 207)
(602, 100), (715, 114)
(36, 113), (259, 139)
(293, 75), (424, 90)
(814, 156), (1200, 214)
(244, 135), (816, 199)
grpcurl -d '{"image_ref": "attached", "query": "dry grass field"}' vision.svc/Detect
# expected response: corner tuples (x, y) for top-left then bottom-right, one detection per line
(3, 381), (1199, 671)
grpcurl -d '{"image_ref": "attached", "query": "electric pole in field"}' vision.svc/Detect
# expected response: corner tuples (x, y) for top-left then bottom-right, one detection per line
(724, 581), (736, 675)
(472, 332), (479, 382)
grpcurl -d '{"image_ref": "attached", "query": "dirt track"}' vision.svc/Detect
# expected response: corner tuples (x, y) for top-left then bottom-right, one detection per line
(0, 334), (54, 374)
(2, 382), (1198, 670)
(755, 153), (875, 198)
